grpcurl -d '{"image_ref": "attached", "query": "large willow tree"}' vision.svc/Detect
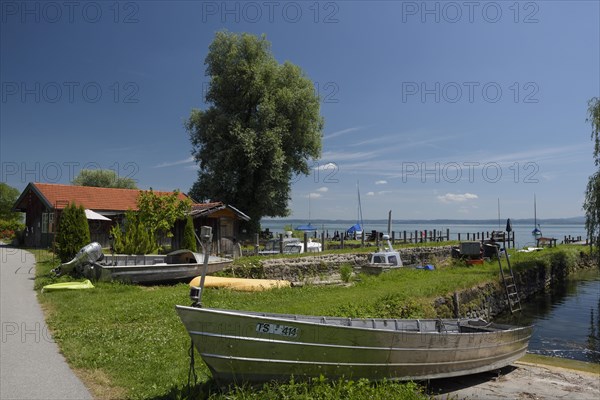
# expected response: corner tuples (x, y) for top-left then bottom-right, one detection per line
(583, 97), (600, 260)
(186, 32), (323, 233)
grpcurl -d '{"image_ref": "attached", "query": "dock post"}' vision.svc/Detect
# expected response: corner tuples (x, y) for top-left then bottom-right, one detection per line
(446, 228), (450, 242)
(433, 229), (437, 242)
(254, 233), (259, 255)
(458, 232), (461, 241)
(403, 230), (407, 243)
(391, 231), (395, 245)
(415, 230), (418, 244)
(361, 230), (365, 247)
(279, 234), (284, 254)
(453, 292), (460, 318)
(303, 232), (308, 253)
(341, 235), (344, 249)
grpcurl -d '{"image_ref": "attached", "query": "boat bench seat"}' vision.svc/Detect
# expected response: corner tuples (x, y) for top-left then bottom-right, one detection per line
(314, 318), (461, 333)
(274, 314), (462, 333)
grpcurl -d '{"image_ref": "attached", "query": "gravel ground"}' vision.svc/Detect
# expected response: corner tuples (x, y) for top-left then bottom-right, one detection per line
(431, 361), (600, 399)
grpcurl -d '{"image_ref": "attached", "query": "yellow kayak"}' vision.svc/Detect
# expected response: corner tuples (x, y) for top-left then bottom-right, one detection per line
(189, 276), (290, 292)
(42, 280), (95, 292)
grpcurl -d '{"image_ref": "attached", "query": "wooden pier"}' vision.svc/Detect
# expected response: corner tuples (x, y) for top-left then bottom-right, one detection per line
(253, 228), (586, 253)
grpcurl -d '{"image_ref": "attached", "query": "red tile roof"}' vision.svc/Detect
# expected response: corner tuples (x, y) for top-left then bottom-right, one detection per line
(191, 202), (224, 211)
(20, 183), (190, 211)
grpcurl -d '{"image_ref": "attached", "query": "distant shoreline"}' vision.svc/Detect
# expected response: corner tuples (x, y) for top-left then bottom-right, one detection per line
(263, 217), (585, 225)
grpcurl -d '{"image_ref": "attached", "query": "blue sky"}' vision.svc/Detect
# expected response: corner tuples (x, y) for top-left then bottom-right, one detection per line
(1, 1), (598, 221)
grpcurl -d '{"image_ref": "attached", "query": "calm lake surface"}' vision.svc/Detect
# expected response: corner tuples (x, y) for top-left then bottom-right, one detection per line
(262, 220), (586, 248)
(496, 269), (600, 363)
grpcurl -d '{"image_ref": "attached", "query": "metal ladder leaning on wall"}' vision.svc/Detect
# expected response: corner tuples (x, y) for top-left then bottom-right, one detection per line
(494, 230), (521, 314)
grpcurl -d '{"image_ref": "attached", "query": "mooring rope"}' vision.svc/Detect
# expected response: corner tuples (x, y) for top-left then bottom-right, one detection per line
(187, 339), (197, 397)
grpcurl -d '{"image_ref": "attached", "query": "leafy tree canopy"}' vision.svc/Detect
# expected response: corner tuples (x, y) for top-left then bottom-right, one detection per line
(110, 190), (191, 254)
(72, 169), (137, 189)
(584, 97), (600, 258)
(0, 182), (21, 222)
(137, 189), (191, 242)
(186, 31), (323, 233)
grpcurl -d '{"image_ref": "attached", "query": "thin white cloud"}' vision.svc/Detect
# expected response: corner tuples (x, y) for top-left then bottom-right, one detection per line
(316, 187), (328, 192)
(366, 192), (375, 196)
(482, 143), (588, 165)
(375, 180), (387, 185)
(308, 192), (322, 199)
(437, 193), (479, 203)
(153, 156), (195, 168)
(319, 150), (378, 162)
(324, 126), (365, 140)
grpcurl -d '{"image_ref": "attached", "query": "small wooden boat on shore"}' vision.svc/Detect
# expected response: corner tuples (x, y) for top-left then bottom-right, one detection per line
(176, 305), (532, 383)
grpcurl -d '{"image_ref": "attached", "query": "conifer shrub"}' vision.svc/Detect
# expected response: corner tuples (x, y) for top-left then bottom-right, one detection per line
(55, 202), (90, 262)
(121, 211), (157, 254)
(109, 223), (124, 253)
(181, 216), (198, 252)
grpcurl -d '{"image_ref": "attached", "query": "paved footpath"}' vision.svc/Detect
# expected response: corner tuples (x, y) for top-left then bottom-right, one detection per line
(1, 245), (92, 400)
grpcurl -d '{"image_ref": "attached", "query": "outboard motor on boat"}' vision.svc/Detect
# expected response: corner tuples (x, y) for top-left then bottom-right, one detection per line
(52, 242), (104, 276)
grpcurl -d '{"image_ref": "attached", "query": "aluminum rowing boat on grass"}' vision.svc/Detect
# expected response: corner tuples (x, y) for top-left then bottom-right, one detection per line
(175, 305), (532, 384)
(55, 243), (232, 284)
(83, 250), (232, 284)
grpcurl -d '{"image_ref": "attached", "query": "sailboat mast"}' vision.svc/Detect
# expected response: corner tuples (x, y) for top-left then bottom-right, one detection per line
(497, 198), (501, 230)
(533, 193), (537, 229)
(357, 181), (363, 228)
(308, 192), (311, 223)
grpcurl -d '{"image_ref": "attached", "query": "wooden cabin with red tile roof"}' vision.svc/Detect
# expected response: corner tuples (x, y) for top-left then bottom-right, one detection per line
(13, 183), (250, 254)
(174, 202), (250, 255)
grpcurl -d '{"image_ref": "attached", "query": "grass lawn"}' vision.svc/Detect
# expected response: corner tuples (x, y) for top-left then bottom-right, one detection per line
(33, 245), (588, 399)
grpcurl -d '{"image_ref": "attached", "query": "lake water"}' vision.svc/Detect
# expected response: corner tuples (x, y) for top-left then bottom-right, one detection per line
(261, 220), (586, 248)
(496, 269), (600, 363)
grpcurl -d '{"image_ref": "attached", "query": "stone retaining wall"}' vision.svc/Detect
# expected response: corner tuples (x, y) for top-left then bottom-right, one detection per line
(434, 253), (595, 320)
(257, 246), (454, 281)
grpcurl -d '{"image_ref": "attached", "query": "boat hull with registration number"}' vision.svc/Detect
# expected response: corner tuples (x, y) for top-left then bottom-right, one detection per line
(175, 305), (532, 383)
